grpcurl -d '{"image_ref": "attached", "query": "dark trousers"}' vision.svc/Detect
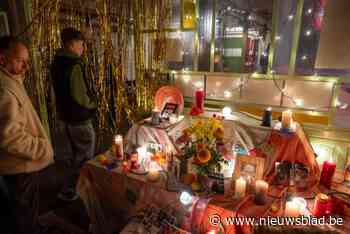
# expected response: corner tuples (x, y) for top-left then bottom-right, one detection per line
(58, 121), (96, 193)
(2, 166), (53, 234)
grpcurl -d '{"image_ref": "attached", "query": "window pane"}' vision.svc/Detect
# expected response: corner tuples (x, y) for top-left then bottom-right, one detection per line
(198, 0), (213, 71)
(214, 0), (273, 73)
(314, 0), (350, 76)
(295, 0), (326, 75)
(272, 0), (296, 74)
(165, 31), (195, 70)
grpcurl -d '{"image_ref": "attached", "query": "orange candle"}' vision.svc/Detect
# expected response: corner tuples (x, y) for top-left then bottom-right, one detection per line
(114, 135), (124, 160)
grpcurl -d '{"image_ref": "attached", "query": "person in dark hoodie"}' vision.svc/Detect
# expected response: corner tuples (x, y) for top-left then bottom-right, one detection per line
(51, 28), (97, 201)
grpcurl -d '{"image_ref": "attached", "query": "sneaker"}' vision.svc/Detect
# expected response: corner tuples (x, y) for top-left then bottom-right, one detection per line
(57, 190), (79, 201)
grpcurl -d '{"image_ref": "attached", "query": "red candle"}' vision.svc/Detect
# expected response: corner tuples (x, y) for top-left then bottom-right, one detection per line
(313, 193), (332, 217)
(122, 161), (129, 173)
(195, 88), (205, 112)
(320, 159), (336, 189)
(130, 153), (139, 170)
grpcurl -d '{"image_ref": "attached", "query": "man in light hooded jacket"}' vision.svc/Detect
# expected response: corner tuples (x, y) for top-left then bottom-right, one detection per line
(0, 36), (54, 234)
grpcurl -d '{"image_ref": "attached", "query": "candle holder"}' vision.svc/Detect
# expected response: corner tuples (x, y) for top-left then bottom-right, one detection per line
(254, 180), (269, 205)
(261, 107), (272, 127)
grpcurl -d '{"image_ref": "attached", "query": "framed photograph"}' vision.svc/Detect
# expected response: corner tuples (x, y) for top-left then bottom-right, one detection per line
(161, 102), (178, 119)
(233, 155), (265, 181)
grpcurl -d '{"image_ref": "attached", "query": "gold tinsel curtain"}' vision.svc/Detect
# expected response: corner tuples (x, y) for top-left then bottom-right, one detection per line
(21, 0), (171, 148)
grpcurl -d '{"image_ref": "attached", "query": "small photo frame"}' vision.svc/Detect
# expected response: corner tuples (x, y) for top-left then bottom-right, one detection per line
(161, 103), (178, 119)
(208, 172), (225, 194)
(233, 155), (265, 181)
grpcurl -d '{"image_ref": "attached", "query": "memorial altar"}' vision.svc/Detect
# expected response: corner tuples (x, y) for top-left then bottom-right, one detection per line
(77, 109), (350, 234)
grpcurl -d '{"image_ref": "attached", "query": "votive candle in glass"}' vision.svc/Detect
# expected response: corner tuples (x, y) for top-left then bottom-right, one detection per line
(254, 180), (269, 205)
(234, 177), (246, 198)
(285, 200), (300, 217)
(313, 193), (331, 217)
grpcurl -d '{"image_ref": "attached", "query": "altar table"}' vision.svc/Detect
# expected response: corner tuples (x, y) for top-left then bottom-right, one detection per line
(77, 111), (348, 234)
(77, 157), (349, 234)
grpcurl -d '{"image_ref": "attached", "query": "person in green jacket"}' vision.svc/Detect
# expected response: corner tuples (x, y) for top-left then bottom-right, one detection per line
(51, 28), (97, 201)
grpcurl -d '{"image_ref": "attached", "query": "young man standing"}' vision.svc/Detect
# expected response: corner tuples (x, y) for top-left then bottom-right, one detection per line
(0, 36), (54, 234)
(51, 28), (97, 201)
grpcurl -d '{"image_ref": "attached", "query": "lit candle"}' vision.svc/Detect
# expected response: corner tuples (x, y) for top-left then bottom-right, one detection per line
(234, 177), (247, 198)
(151, 108), (160, 125)
(130, 152), (139, 170)
(137, 146), (147, 164)
(320, 158), (336, 189)
(114, 135), (124, 160)
(313, 193), (331, 217)
(254, 180), (269, 205)
(292, 197), (307, 215)
(147, 161), (160, 182)
(261, 107), (272, 127)
(275, 162), (280, 174)
(195, 88), (205, 112)
(281, 110), (292, 129)
(285, 200), (300, 217)
(222, 106), (232, 119)
(122, 161), (129, 173)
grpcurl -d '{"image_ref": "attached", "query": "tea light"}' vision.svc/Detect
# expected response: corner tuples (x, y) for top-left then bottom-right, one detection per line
(285, 199), (300, 217)
(234, 177), (246, 198)
(320, 158), (336, 189)
(222, 106), (232, 119)
(114, 135), (124, 160)
(281, 110), (292, 129)
(151, 108), (160, 125)
(254, 180), (269, 205)
(147, 161), (160, 182)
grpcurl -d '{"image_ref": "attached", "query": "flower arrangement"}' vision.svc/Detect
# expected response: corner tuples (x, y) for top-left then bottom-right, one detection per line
(176, 117), (231, 175)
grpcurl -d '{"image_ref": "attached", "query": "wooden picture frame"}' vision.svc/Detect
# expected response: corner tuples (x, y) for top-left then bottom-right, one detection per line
(233, 155), (265, 180)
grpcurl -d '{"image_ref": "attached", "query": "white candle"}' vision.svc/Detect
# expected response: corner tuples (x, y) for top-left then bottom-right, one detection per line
(114, 135), (124, 160)
(152, 108), (160, 125)
(275, 162), (280, 173)
(292, 197), (307, 215)
(285, 200), (300, 217)
(281, 110), (292, 129)
(255, 180), (269, 205)
(235, 177), (246, 198)
(137, 146), (147, 164)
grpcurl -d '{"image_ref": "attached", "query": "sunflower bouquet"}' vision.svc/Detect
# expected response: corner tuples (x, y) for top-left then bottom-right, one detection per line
(176, 117), (230, 175)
